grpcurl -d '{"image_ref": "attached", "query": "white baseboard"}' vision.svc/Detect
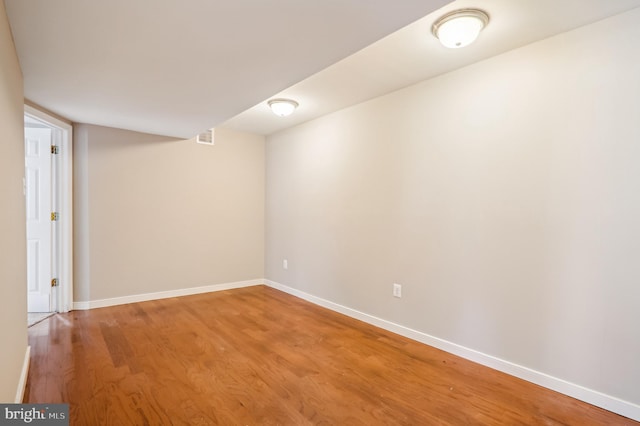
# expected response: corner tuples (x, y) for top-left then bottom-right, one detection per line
(264, 280), (640, 422)
(72, 279), (263, 310)
(15, 346), (31, 403)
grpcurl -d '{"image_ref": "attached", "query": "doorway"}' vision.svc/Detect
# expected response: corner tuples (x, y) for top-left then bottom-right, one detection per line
(24, 105), (73, 320)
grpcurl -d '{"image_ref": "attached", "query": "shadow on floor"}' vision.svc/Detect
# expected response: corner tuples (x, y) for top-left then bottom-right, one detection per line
(28, 312), (54, 327)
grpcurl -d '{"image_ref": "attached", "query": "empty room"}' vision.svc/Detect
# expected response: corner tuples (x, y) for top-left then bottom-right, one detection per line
(1, 0), (639, 424)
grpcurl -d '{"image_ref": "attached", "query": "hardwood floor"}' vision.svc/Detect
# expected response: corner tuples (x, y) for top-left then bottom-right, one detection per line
(25, 285), (636, 425)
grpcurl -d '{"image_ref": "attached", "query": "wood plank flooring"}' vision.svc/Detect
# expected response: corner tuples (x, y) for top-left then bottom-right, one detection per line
(25, 285), (636, 425)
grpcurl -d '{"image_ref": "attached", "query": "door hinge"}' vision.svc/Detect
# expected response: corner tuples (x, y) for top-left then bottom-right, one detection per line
(51, 278), (59, 287)
(51, 145), (59, 154)
(51, 212), (59, 221)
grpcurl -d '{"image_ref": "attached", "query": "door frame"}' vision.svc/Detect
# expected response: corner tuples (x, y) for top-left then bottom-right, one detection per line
(24, 104), (73, 313)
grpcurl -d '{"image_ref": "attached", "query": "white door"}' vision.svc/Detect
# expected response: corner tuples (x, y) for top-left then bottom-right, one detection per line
(25, 127), (53, 313)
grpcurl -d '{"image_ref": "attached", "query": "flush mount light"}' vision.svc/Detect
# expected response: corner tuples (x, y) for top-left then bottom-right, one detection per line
(268, 98), (299, 117)
(432, 9), (489, 49)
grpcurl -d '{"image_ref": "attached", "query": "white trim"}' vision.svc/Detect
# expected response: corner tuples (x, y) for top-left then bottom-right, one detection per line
(264, 280), (640, 422)
(73, 279), (263, 310)
(24, 105), (69, 130)
(15, 346), (31, 403)
(24, 104), (74, 313)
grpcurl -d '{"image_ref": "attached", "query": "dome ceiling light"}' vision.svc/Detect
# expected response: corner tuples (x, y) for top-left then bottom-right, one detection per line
(432, 9), (489, 49)
(268, 98), (299, 117)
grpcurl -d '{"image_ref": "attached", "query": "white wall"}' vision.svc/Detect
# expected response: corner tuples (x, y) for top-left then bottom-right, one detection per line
(0, 0), (28, 402)
(74, 125), (264, 302)
(266, 8), (640, 408)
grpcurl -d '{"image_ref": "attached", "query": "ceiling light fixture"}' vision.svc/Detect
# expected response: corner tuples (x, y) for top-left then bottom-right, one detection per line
(268, 98), (299, 117)
(432, 9), (489, 49)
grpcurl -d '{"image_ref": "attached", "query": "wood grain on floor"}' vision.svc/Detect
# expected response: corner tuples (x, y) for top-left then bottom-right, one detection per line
(25, 285), (637, 425)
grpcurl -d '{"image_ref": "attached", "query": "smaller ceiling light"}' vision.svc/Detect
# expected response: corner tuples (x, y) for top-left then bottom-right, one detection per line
(268, 98), (299, 117)
(432, 9), (489, 49)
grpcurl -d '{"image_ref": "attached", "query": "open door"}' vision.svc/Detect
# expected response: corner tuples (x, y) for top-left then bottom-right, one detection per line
(24, 105), (73, 314)
(25, 127), (53, 313)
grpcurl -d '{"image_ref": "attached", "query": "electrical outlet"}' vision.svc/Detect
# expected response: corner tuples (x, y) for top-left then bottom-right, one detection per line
(283, 259), (288, 270)
(393, 283), (402, 298)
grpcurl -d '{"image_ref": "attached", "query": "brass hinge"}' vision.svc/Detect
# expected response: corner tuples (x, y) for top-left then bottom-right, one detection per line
(51, 212), (59, 221)
(51, 278), (58, 287)
(51, 145), (59, 154)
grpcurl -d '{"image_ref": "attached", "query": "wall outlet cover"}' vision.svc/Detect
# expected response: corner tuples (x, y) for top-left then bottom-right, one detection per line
(393, 283), (402, 298)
